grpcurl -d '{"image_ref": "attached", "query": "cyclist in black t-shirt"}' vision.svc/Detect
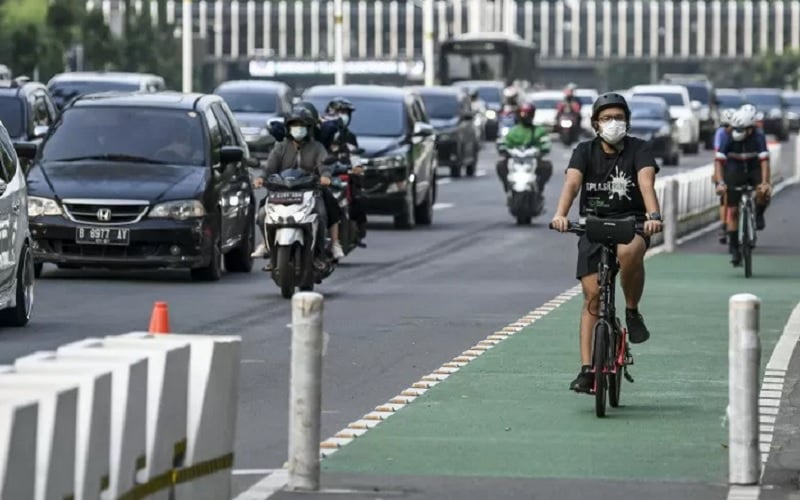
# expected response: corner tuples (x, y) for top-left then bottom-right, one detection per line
(551, 93), (663, 394)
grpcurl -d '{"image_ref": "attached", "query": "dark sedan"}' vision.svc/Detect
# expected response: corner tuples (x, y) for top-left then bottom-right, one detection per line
(452, 80), (504, 140)
(741, 88), (790, 141)
(627, 96), (680, 166)
(16, 92), (255, 281)
(303, 85), (437, 229)
(413, 86), (480, 178)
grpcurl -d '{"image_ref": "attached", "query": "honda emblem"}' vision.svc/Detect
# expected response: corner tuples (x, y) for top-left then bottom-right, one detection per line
(96, 208), (112, 222)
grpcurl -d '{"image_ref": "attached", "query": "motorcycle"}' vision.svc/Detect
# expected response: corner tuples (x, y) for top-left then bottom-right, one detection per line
(498, 144), (545, 225)
(264, 168), (335, 298)
(557, 110), (581, 146)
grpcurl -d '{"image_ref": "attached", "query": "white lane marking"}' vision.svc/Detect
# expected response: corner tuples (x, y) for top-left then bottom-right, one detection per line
(241, 162), (799, 499)
(433, 202), (454, 211)
(232, 469), (279, 475)
(475, 169), (487, 177)
(437, 178), (452, 186)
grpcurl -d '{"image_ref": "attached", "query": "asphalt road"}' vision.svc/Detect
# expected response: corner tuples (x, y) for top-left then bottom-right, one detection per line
(0, 138), (715, 496)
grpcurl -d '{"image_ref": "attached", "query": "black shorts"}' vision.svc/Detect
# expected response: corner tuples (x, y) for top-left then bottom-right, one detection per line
(723, 167), (762, 207)
(576, 230), (651, 280)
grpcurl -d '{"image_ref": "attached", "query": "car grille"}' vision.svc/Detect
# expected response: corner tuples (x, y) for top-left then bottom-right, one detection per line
(63, 200), (149, 225)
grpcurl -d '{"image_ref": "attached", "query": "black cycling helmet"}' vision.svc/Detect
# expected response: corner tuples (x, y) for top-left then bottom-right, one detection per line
(327, 97), (356, 114)
(285, 107), (315, 127)
(591, 92), (631, 123)
(294, 101), (320, 123)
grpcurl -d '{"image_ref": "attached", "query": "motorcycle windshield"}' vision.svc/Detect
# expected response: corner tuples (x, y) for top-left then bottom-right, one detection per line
(266, 168), (317, 190)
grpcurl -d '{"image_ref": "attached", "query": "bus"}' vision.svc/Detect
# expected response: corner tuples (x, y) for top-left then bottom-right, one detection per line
(438, 32), (537, 87)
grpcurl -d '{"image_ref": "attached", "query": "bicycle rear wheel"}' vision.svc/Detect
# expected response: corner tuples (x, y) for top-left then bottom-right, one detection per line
(741, 209), (752, 278)
(609, 325), (623, 408)
(592, 321), (609, 417)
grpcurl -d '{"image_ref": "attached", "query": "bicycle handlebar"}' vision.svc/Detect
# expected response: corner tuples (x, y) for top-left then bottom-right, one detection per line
(548, 219), (648, 235)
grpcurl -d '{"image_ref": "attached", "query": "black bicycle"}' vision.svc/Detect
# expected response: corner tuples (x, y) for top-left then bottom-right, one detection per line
(732, 185), (757, 278)
(550, 215), (639, 417)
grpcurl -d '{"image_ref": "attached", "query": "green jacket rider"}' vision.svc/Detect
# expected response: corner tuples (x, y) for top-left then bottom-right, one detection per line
(496, 102), (553, 193)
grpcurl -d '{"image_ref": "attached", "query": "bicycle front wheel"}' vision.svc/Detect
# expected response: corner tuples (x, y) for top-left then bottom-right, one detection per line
(592, 321), (609, 417)
(741, 209), (753, 278)
(609, 324), (623, 408)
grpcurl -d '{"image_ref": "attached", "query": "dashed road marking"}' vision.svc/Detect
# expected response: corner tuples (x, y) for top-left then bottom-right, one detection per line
(433, 202), (454, 211)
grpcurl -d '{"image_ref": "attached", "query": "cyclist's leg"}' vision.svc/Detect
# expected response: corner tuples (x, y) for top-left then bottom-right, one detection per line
(718, 194), (728, 243)
(571, 236), (601, 393)
(723, 166), (745, 262)
(617, 234), (650, 344)
(752, 169), (769, 230)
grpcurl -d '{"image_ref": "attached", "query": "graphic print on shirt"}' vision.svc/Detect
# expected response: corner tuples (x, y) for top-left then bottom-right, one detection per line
(584, 165), (633, 201)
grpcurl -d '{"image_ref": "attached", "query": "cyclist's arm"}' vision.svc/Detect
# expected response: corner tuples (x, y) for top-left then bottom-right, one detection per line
(555, 145), (586, 217)
(756, 132), (770, 184)
(633, 143), (661, 214)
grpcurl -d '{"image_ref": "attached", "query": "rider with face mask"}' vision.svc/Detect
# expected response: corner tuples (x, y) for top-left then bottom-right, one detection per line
(252, 107), (345, 266)
(713, 108), (736, 244)
(551, 92), (663, 394)
(714, 104), (772, 266)
(496, 102), (552, 195)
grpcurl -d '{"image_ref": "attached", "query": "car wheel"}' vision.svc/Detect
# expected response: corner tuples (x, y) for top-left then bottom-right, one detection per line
(34, 262), (43, 279)
(0, 243), (35, 327)
(224, 206), (255, 273)
(466, 142), (478, 177)
(191, 230), (223, 282)
(393, 182), (416, 230)
(414, 182), (434, 225)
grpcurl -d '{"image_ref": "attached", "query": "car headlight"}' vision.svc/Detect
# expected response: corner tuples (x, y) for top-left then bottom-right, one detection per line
(149, 200), (206, 220)
(769, 108), (783, 119)
(28, 196), (62, 217)
(485, 110), (497, 120)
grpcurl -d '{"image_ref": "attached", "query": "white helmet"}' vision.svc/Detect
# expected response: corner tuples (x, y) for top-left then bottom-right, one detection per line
(731, 105), (757, 129)
(503, 86), (519, 99)
(720, 108), (735, 126)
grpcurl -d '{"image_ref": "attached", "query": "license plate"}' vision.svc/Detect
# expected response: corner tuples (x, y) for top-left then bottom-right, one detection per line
(75, 227), (130, 246)
(268, 191), (304, 204)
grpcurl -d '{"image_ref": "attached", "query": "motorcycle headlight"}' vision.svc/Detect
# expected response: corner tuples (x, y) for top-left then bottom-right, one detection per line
(485, 110), (497, 120)
(28, 196), (62, 217)
(149, 200), (206, 220)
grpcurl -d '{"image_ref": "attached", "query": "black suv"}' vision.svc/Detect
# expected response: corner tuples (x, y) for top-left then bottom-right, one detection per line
(412, 86), (480, 178)
(303, 85), (437, 229)
(16, 92), (255, 281)
(0, 77), (58, 168)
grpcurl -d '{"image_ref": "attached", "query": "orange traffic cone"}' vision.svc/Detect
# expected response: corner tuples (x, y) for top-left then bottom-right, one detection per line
(148, 301), (171, 334)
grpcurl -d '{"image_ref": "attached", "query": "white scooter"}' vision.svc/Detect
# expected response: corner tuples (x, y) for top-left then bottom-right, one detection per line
(499, 145), (545, 225)
(264, 168), (334, 298)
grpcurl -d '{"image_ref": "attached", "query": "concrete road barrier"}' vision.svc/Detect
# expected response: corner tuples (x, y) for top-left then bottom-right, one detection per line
(0, 395), (38, 500)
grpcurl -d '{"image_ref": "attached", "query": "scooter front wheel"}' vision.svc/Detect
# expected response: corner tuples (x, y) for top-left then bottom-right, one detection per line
(276, 246), (295, 299)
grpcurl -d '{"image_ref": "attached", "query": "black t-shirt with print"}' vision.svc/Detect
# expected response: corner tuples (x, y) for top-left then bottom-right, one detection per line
(567, 136), (659, 217)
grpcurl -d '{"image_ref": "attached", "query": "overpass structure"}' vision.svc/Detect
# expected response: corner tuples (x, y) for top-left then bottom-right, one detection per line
(89, 0), (800, 83)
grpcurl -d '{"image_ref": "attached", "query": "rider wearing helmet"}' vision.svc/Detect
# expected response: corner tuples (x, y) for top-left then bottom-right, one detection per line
(496, 102), (552, 194)
(714, 104), (772, 266)
(713, 107), (737, 244)
(252, 107), (345, 264)
(556, 83), (583, 139)
(502, 86), (520, 117)
(551, 92), (663, 394)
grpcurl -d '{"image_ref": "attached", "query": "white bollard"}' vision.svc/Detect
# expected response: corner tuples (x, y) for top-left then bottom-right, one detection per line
(102, 335), (191, 500)
(288, 292), (325, 491)
(0, 396), (39, 500)
(663, 177), (679, 252)
(118, 332), (241, 500)
(14, 353), (113, 500)
(55, 341), (149, 499)
(0, 374), (79, 500)
(729, 293), (762, 485)
(333, 0), (344, 85)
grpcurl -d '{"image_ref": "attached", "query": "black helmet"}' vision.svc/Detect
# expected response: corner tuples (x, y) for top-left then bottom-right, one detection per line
(294, 101), (320, 123)
(591, 92), (630, 122)
(327, 97), (355, 114)
(285, 107), (315, 127)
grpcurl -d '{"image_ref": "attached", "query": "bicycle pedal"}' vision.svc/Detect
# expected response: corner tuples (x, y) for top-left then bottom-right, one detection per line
(624, 368), (635, 383)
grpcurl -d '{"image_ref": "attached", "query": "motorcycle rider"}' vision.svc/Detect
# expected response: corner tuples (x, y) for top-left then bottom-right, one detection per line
(713, 108), (736, 244)
(496, 102), (553, 195)
(251, 107), (345, 267)
(556, 83), (582, 139)
(501, 86), (520, 118)
(714, 105), (772, 266)
(551, 92), (663, 394)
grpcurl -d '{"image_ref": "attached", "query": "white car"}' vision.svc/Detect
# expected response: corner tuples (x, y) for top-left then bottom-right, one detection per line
(629, 84), (701, 154)
(527, 90), (563, 131)
(575, 88), (598, 134)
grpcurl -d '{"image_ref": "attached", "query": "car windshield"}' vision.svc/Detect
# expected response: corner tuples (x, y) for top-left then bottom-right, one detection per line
(783, 95), (800, 106)
(717, 93), (744, 108)
(575, 94), (595, 105)
(634, 92), (684, 106)
(743, 92), (783, 108)
(0, 97), (24, 137)
(683, 84), (710, 103)
(48, 80), (140, 106)
(215, 89), (279, 113)
(41, 107), (207, 166)
(630, 102), (667, 120)
(474, 86), (502, 104)
(530, 97), (561, 109)
(419, 93), (460, 119)
(304, 96), (405, 136)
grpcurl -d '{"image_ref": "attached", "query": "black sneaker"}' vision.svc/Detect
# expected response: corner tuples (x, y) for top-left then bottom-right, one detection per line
(731, 249), (742, 267)
(626, 309), (651, 344)
(717, 227), (728, 245)
(570, 366), (594, 393)
(756, 212), (766, 230)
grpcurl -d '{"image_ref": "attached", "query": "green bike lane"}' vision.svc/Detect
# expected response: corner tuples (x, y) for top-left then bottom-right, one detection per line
(272, 186), (800, 499)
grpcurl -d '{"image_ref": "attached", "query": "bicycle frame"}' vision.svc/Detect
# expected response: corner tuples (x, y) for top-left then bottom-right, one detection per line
(595, 246), (621, 374)
(738, 189), (757, 249)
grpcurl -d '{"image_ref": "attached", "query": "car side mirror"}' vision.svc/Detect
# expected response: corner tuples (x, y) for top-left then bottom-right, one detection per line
(220, 145), (245, 164)
(14, 141), (38, 160)
(33, 125), (49, 138)
(691, 100), (702, 111)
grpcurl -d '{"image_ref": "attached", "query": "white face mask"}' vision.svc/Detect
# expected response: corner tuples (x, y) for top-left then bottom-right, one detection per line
(338, 113), (350, 126)
(599, 119), (627, 145)
(289, 126), (308, 140)
(732, 129), (746, 141)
